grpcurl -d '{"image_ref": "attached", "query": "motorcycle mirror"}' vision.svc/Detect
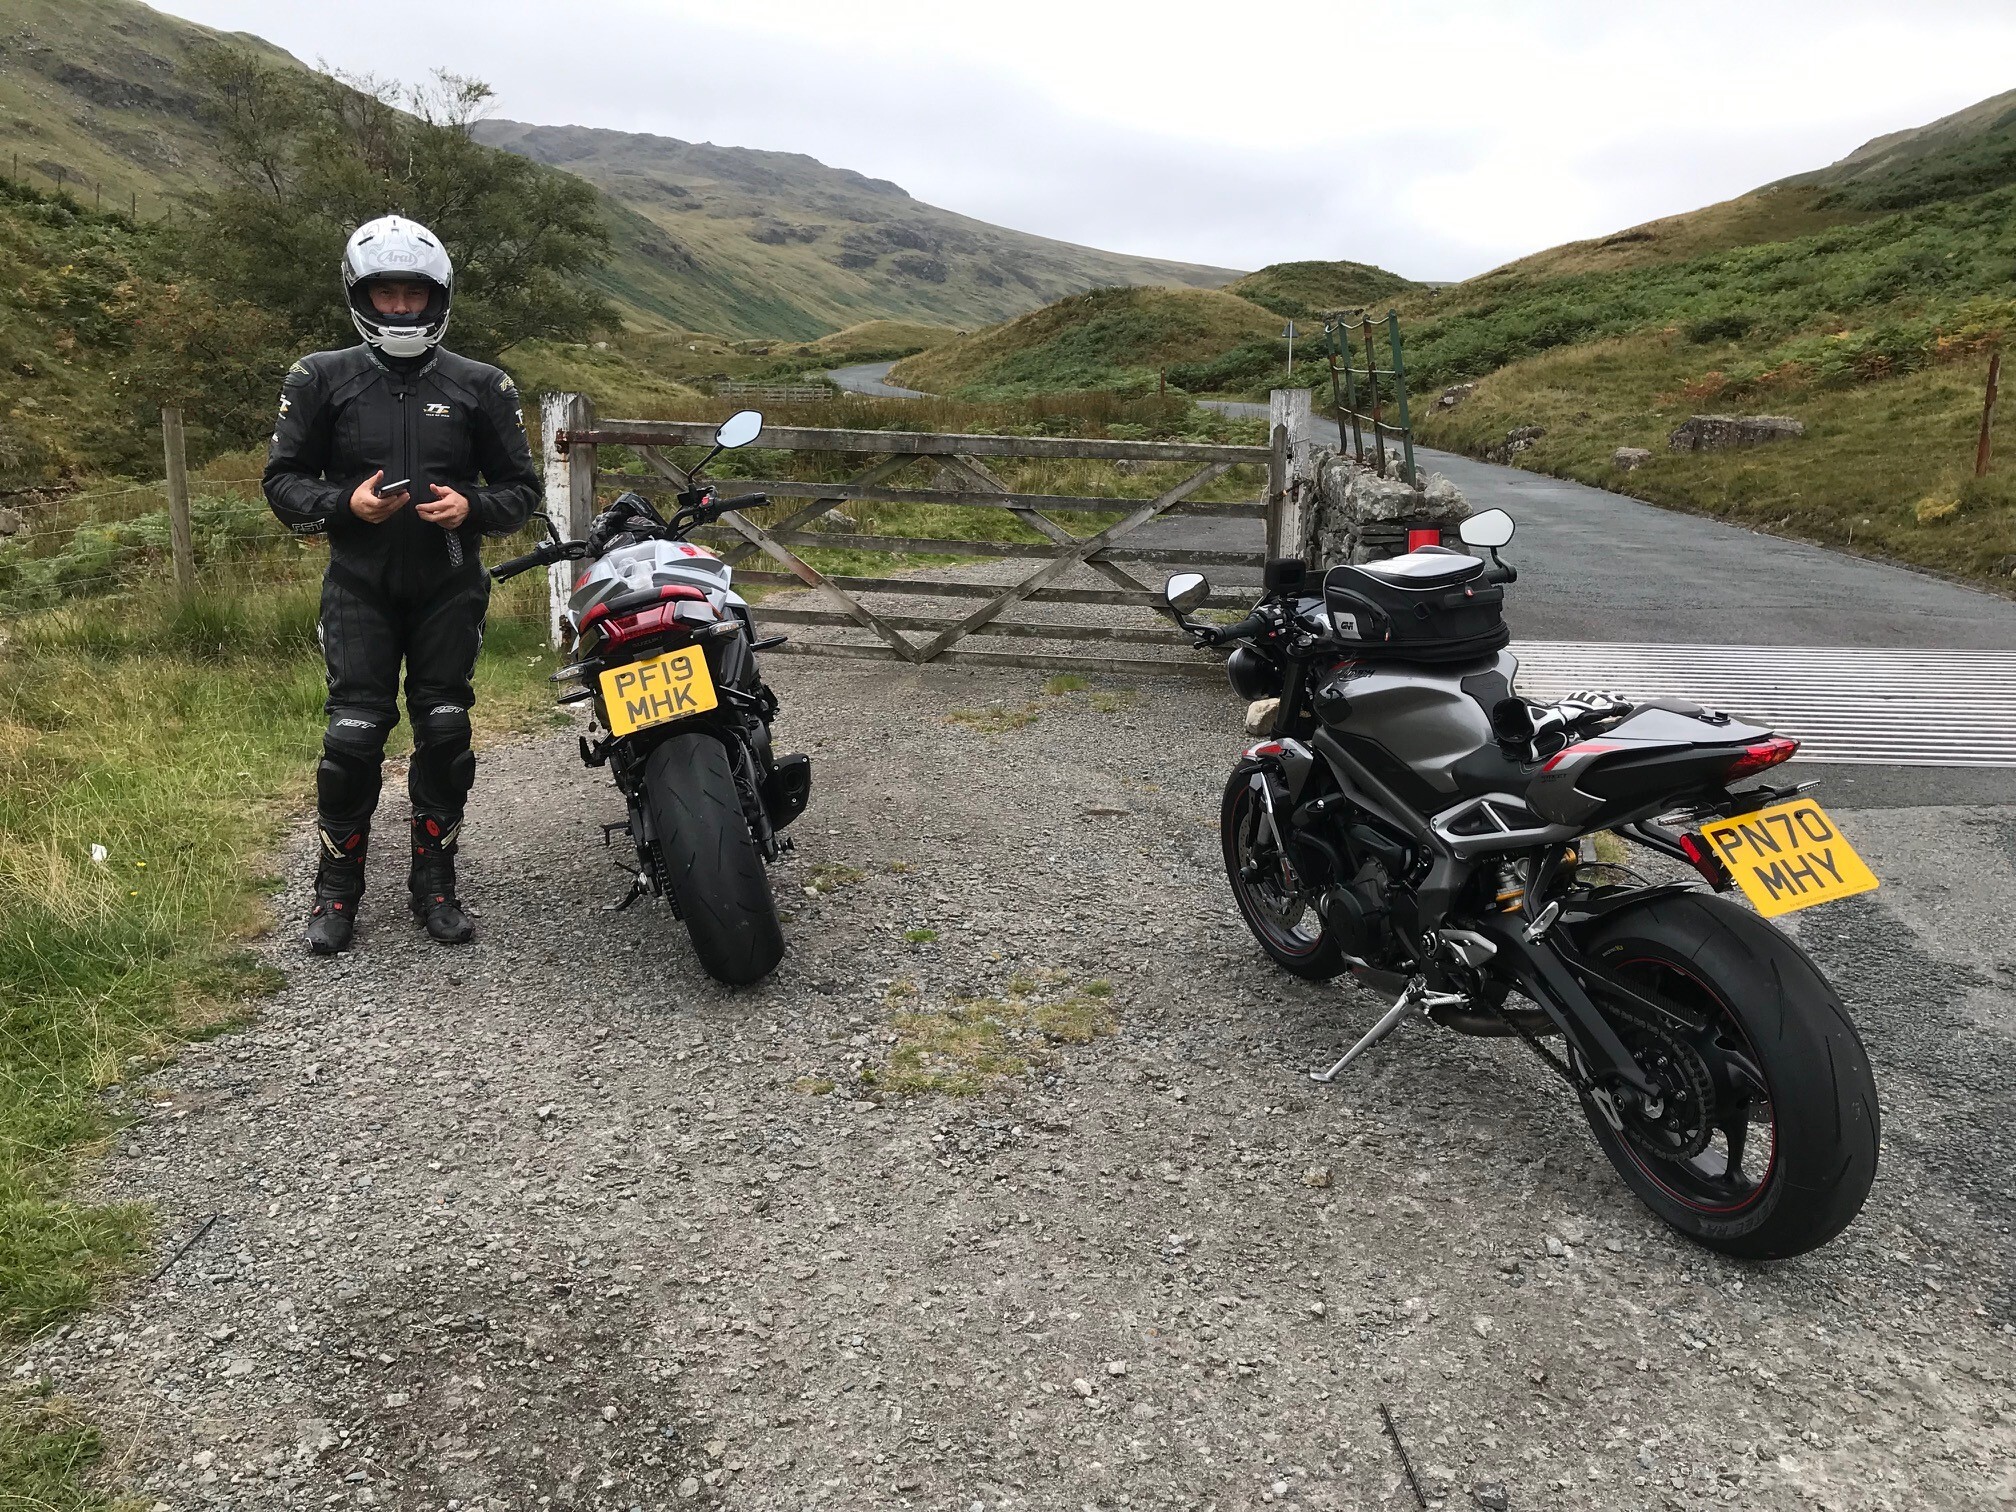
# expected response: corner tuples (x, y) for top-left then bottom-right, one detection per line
(1164, 572), (1210, 614)
(715, 410), (763, 450)
(1459, 509), (1516, 550)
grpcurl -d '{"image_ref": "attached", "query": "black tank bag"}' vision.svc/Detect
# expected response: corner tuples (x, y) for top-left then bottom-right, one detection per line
(1322, 553), (1510, 663)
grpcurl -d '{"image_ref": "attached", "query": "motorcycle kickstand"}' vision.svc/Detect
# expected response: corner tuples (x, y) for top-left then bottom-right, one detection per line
(1309, 977), (1466, 1084)
(605, 871), (650, 912)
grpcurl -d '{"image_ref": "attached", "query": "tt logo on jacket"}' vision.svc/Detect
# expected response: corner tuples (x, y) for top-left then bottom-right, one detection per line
(423, 402), (453, 418)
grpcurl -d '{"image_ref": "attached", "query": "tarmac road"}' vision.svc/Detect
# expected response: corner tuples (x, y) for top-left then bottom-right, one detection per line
(827, 360), (930, 399)
(1200, 400), (2016, 652)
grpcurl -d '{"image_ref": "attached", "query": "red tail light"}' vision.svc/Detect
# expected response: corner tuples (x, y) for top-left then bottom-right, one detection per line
(580, 584), (707, 634)
(1725, 736), (1799, 780)
(591, 594), (718, 648)
(1407, 528), (1442, 552)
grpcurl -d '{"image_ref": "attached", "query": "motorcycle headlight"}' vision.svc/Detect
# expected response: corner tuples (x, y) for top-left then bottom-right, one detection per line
(1226, 645), (1282, 702)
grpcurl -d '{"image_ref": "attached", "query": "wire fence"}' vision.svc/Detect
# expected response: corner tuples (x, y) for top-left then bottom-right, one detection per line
(0, 479), (295, 616)
(3, 152), (155, 221)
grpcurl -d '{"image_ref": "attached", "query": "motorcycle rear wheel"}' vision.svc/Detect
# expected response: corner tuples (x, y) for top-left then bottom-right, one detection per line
(644, 732), (785, 986)
(1220, 765), (1349, 981)
(1577, 892), (1879, 1259)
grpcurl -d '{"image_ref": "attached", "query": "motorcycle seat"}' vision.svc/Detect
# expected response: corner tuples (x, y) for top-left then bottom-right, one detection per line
(1337, 548), (1484, 591)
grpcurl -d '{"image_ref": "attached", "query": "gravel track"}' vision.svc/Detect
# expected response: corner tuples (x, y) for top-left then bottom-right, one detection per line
(20, 660), (2016, 1512)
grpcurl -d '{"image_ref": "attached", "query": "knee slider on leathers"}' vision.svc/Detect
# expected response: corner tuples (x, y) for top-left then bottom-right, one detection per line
(316, 739), (385, 828)
(409, 705), (475, 814)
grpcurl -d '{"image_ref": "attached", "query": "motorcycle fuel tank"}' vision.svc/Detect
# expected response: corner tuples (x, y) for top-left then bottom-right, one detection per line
(1313, 651), (1516, 795)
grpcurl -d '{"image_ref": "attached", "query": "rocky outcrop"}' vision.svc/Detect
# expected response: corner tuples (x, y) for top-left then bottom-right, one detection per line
(1481, 425), (1545, 464)
(1612, 447), (1652, 471)
(1436, 383), (1476, 410)
(1308, 452), (1470, 565)
(0, 506), (22, 537)
(1668, 415), (1805, 451)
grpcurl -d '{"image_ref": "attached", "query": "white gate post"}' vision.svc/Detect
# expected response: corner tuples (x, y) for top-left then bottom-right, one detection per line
(1266, 388), (1317, 561)
(539, 391), (589, 649)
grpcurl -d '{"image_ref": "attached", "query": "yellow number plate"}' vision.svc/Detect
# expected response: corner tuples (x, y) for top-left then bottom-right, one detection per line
(1697, 798), (1879, 918)
(599, 646), (718, 736)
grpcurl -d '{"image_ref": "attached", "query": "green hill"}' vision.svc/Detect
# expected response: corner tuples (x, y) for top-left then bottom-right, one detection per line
(0, 0), (298, 217)
(1398, 87), (2016, 588)
(1775, 86), (2016, 210)
(1226, 260), (1419, 321)
(887, 286), (1283, 398)
(1, 0), (1241, 340)
(472, 119), (1243, 338)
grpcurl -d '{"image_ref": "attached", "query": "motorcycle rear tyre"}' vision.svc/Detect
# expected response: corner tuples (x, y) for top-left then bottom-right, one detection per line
(644, 732), (785, 986)
(1578, 892), (1878, 1260)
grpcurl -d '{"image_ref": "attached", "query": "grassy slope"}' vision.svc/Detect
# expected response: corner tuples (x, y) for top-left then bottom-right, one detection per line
(1388, 92), (2016, 589)
(0, 550), (566, 1500)
(1775, 86), (2016, 207)
(1415, 329), (2015, 582)
(0, 0), (298, 218)
(1444, 187), (1871, 286)
(887, 286), (1281, 398)
(473, 120), (1244, 338)
(804, 320), (962, 358)
(0, 184), (181, 484)
(1226, 260), (1418, 321)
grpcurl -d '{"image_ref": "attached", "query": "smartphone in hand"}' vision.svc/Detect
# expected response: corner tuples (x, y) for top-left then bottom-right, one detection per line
(378, 477), (412, 497)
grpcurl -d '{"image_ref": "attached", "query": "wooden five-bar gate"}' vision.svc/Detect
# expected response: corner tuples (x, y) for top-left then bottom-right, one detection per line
(541, 394), (1301, 678)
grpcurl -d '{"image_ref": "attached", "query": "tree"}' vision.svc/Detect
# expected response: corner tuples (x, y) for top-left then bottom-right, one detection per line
(184, 49), (614, 361)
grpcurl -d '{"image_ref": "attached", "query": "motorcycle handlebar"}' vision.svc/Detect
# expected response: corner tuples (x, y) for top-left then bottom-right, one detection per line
(490, 539), (580, 581)
(1199, 612), (1269, 646)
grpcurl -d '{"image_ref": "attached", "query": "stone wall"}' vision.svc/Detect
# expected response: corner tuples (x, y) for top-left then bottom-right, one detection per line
(1303, 450), (1470, 565)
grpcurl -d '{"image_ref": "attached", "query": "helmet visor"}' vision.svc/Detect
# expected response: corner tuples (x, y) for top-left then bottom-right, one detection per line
(348, 275), (450, 356)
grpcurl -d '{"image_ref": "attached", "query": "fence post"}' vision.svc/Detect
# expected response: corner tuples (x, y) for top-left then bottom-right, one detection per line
(1265, 389), (1315, 560)
(1978, 351), (2001, 478)
(161, 406), (195, 597)
(567, 393), (598, 542)
(1386, 311), (1417, 487)
(539, 392), (581, 648)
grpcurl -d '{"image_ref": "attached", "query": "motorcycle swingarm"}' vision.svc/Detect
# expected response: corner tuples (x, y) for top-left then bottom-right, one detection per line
(1471, 916), (1658, 1098)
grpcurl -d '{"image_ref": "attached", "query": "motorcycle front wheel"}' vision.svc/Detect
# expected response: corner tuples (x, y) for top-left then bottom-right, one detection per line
(644, 731), (785, 986)
(1220, 764), (1349, 981)
(1578, 892), (1879, 1259)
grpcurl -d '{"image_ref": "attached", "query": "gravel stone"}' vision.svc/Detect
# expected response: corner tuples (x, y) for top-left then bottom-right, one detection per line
(23, 660), (2016, 1510)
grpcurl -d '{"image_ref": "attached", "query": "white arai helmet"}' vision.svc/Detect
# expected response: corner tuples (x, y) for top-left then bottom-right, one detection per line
(341, 215), (454, 358)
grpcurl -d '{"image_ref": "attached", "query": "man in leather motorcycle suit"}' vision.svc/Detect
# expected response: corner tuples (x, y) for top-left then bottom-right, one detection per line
(263, 215), (542, 954)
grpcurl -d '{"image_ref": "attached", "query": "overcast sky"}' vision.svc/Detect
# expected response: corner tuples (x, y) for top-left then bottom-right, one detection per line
(158, 0), (2016, 280)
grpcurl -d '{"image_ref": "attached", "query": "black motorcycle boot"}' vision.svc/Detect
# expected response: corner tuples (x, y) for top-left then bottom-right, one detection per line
(408, 813), (474, 944)
(306, 823), (368, 955)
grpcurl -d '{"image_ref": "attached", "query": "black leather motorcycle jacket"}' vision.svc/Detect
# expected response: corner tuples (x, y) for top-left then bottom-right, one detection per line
(263, 344), (542, 597)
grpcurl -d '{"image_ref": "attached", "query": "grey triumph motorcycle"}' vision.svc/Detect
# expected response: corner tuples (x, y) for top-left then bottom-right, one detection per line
(1166, 510), (1880, 1258)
